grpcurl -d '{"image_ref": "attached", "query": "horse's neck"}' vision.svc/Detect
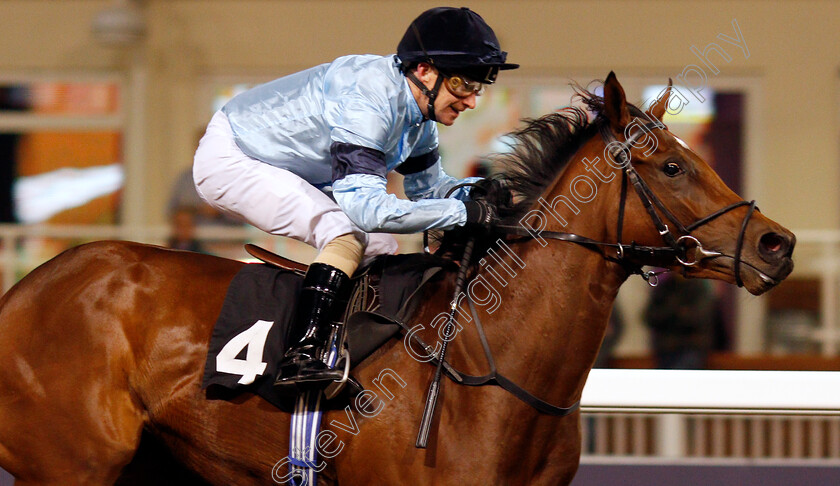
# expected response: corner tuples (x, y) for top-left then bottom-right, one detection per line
(471, 238), (624, 402)
(452, 173), (627, 409)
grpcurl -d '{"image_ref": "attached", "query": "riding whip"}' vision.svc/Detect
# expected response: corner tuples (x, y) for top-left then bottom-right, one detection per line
(415, 235), (476, 449)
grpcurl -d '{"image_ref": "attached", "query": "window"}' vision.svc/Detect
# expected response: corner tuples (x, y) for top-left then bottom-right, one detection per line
(0, 79), (123, 225)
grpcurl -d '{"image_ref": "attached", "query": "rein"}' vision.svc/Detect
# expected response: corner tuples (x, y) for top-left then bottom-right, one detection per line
(411, 115), (762, 428)
(396, 300), (580, 416)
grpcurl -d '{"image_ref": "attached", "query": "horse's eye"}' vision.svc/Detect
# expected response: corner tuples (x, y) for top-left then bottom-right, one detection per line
(663, 162), (683, 177)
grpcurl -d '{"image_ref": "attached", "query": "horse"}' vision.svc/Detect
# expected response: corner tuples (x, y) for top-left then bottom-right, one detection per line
(0, 72), (794, 485)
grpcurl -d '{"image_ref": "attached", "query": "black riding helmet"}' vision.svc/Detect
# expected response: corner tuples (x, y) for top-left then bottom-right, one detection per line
(397, 7), (518, 121)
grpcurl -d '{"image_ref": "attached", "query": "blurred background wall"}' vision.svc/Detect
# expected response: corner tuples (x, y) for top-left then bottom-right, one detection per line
(0, 0), (838, 361)
(2, 0), (834, 228)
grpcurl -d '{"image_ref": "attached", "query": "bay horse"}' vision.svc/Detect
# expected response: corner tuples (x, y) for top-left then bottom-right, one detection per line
(0, 73), (794, 485)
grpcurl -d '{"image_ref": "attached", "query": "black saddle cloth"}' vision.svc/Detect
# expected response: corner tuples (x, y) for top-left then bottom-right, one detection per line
(201, 253), (448, 411)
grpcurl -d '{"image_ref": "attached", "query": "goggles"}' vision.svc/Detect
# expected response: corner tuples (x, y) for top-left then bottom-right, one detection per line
(443, 74), (485, 98)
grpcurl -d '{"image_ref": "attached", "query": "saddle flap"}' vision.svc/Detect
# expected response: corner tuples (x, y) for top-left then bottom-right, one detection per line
(346, 311), (401, 367)
(203, 252), (451, 411)
(244, 243), (307, 275)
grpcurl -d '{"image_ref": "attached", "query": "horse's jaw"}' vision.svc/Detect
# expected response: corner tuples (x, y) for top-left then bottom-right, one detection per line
(680, 253), (794, 295)
(738, 255), (794, 295)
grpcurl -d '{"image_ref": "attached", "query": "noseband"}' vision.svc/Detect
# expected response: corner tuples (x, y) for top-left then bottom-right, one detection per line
(494, 118), (758, 287)
(417, 117), (759, 422)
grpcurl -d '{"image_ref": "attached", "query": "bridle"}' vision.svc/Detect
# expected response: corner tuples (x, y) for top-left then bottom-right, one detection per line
(492, 117), (759, 287)
(413, 116), (762, 420)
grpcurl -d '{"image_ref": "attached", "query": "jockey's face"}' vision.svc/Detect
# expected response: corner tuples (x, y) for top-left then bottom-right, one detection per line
(410, 63), (478, 126)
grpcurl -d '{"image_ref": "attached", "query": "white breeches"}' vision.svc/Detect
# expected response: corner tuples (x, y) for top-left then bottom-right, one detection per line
(193, 110), (398, 262)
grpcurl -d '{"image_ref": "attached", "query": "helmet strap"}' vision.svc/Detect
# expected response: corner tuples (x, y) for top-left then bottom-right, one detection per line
(405, 22), (445, 122)
(406, 71), (444, 122)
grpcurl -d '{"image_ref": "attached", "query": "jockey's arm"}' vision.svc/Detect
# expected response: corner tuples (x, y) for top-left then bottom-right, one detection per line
(331, 143), (469, 233)
(397, 149), (481, 202)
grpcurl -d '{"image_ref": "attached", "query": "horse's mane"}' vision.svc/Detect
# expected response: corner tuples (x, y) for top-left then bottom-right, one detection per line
(491, 105), (596, 223)
(434, 82), (648, 257)
(489, 84), (647, 224)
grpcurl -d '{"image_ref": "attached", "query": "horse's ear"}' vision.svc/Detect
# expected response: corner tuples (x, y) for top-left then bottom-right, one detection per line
(603, 71), (631, 132)
(645, 78), (672, 122)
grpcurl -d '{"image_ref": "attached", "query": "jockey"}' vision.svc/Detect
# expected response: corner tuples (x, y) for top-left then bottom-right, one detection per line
(193, 6), (517, 390)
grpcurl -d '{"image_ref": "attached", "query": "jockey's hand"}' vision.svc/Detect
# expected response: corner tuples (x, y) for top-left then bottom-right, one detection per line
(470, 178), (513, 210)
(463, 200), (499, 231)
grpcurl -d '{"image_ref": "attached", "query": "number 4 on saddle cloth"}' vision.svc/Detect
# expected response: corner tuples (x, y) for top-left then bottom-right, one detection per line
(201, 244), (450, 410)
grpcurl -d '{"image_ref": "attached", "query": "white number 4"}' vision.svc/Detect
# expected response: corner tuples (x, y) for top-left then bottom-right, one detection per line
(216, 319), (274, 385)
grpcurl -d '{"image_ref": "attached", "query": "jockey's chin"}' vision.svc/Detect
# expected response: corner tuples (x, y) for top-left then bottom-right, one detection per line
(435, 104), (471, 126)
(435, 108), (458, 126)
(433, 93), (476, 126)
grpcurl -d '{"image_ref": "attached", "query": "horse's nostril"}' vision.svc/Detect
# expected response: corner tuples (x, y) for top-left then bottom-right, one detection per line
(761, 233), (784, 253)
(759, 232), (791, 260)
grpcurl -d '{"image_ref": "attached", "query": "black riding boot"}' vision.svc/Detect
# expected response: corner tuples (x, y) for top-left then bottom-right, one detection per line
(275, 262), (350, 390)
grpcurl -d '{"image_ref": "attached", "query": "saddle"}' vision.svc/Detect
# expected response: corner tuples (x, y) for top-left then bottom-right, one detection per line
(201, 244), (451, 411)
(202, 243), (581, 485)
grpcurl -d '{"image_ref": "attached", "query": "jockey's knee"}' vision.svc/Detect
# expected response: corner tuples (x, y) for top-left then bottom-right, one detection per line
(313, 233), (365, 276)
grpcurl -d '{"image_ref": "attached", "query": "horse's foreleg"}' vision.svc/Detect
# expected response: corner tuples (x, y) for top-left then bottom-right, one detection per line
(0, 375), (145, 485)
(0, 292), (147, 484)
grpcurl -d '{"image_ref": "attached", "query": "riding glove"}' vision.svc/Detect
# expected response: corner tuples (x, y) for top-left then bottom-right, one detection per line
(463, 200), (499, 230)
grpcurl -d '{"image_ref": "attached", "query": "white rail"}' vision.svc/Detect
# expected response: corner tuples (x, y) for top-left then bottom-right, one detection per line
(581, 369), (840, 459)
(582, 369), (840, 415)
